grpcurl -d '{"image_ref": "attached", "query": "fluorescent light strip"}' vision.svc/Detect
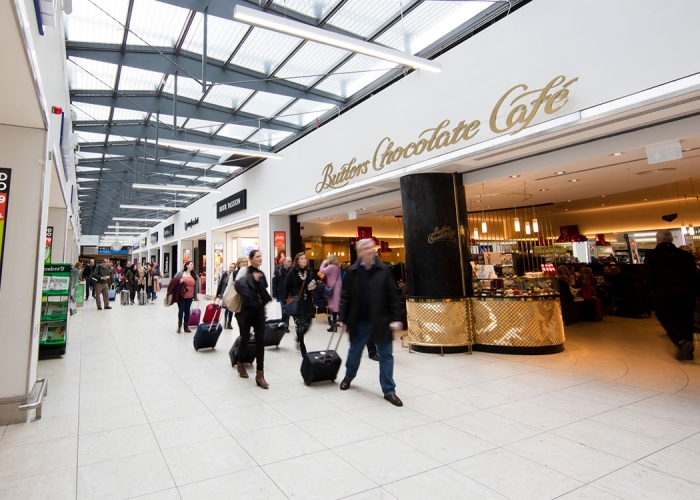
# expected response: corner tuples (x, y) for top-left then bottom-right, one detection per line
(107, 225), (152, 230)
(113, 217), (165, 222)
(233, 5), (441, 73)
(132, 183), (219, 194)
(153, 138), (282, 160)
(120, 204), (189, 212)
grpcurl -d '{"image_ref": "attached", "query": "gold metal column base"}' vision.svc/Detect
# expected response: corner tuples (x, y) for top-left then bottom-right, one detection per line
(406, 298), (475, 356)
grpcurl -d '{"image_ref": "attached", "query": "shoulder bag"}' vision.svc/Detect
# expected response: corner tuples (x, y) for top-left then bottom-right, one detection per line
(285, 279), (307, 317)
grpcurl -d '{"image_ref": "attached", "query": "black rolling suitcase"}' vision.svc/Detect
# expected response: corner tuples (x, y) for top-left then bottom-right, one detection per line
(229, 333), (256, 365)
(193, 321), (223, 350)
(300, 328), (343, 386)
(264, 320), (286, 347)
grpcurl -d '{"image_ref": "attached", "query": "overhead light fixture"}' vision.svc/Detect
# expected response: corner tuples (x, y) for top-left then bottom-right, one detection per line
(540, 188), (549, 192)
(480, 183), (487, 234)
(609, 152), (625, 157)
(681, 225), (688, 235)
(107, 225), (151, 230)
(555, 171), (565, 175)
(532, 218), (539, 233)
(473, 228), (479, 239)
(481, 220), (488, 233)
(132, 183), (220, 194)
(104, 232), (141, 236)
(233, 5), (442, 73)
(510, 175), (520, 179)
(113, 217), (164, 222)
(525, 222), (531, 235)
(514, 217), (521, 232)
(569, 179), (580, 183)
(120, 204), (189, 212)
(155, 137), (282, 160)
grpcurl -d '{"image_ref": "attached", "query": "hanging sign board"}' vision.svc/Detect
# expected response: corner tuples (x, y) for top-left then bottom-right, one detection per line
(217, 189), (247, 219)
(163, 224), (175, 238)
(0, 169), (11, 288)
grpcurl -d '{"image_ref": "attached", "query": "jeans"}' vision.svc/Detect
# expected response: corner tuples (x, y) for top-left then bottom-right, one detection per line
(239, 307), (266, 371)
(224, 306), (233, 324)
(85, 279), (93, 299)
(278, 298), (289, 326)
(147, 285), (156, 301)
(177, 297), (194, 324)
(344, 322), (396, 396)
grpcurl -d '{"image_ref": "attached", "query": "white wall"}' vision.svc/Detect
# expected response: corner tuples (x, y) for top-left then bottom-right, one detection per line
(106, 0), (700, 281)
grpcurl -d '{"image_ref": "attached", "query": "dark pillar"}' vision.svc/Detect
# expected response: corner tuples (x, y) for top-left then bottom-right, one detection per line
(401, 173), (472, 298)
(290, 215), (303, 258)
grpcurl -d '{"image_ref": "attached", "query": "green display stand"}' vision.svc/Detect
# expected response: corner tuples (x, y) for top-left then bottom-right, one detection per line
(40, 263), (71, 357)
(76, 283), (85, 307)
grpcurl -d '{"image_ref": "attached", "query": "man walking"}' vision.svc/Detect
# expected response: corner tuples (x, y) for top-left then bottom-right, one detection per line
(338, 238), (404, 406)
(82, 259), (95, 300)
(272, 256), (292, 331)
(645, 230), (700, 360)
(93, 258), (114, 310)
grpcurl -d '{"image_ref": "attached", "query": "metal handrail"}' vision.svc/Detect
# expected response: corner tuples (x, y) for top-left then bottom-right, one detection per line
(18, 378), (48, 421)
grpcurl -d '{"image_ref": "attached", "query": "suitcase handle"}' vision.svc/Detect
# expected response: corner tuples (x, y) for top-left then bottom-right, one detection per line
(321, 326), (345, 363)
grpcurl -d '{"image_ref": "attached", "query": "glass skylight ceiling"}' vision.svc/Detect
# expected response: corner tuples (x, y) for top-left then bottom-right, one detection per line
(64, 0), (509, 234)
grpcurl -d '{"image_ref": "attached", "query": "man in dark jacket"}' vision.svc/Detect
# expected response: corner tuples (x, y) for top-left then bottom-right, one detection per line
(272, 256), (292, 329)
(645, 230), (700, 360)
(338, 238), (403, 406)
(82, 259), (95, 299)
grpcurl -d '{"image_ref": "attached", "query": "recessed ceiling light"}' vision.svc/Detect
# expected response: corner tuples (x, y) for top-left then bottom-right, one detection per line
(473, 200), (481, 203)
(540, 188), (549, 192)
(569, 179), (580, 182)
(555, 171), (565, 175)
(602, 195), (606, 198)
(510, 175), (520, 178)
(609, 152), (624, 157)
(601, 204), (605, 206)
(565, 209), (568, 211)
(486, 206), (491, 208)
(567, 200), (571, 202)
(644, 198), (648, 201)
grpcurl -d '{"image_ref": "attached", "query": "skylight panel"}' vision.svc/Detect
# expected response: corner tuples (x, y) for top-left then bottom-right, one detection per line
(67, 57), (119, 91)
(64, 0), (129, 45)
(76, 151), (106, 160)
(210, 165), (243, 175)
(216, 123), (258, 141)
(275, 41), (349, 88)
(229, 28), (302, 75)
(276, 99), (335, 127)
(203, 85), (254, 110)
(76, 131), (108, 143)
(270, 0), (342, 20)
(183, 119), (224, 135)
(181, 13), (249, 62)
(327, 0), (400, 38)
(246, 129), (293, 148)
(162, 76), (207, 102)
(315, 55), (397, 98)
(118, 66), (165, 92)
(240, 92), (295, 118)
(72, 102), (111, 122)
(126, 0), (190, 48)
(375, 1), (494, 54)
(76, 166), (104, 172)
(112, 108), (148, 121)
(149, 114), (187, 129)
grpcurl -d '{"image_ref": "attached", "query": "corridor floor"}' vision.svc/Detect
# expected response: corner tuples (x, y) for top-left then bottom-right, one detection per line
(1, 298), (699, 499)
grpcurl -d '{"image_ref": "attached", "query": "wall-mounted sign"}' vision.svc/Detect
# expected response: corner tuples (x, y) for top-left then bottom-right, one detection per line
(150, 232), (159, 244)
(163, 223), (175, 238)
(273, 231), (286, 264)
(214, 243), (224, 278)
(98, 247), (129, 255)
(217, 189), (247, 219)
(315, 75), (578, 194)
(183, 248), (191, 265)
(0, 168), (11, 289)
(133, 241), (140, 250)
(163, 253), (170, 275)
(45, 226), (53, 264)
(140, 237), (147, 248)
(185, 217), (199, 231)
(428, 226), (457, 244)
(357, 226), (373, 239)
(151, 255), (157, 263)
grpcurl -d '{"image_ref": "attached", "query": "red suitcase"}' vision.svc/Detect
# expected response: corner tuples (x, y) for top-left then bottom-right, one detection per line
(203, 301), (223, 323)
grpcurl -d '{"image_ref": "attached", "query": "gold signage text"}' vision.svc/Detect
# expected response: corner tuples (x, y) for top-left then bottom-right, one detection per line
(315, 158), (370, 193)
(428, 226), (457, 244)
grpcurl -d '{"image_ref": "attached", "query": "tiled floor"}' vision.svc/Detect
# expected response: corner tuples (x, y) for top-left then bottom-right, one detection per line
(1, 298), (700, 499)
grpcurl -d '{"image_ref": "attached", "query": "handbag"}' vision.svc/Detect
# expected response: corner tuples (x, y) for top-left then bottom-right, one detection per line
(223, 275), (242, 313)
(285, 279), (307, 317)
(163, 293), (173, 307)
(265, 300), (283, 320)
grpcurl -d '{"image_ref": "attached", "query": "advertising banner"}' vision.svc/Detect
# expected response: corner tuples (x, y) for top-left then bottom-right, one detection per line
(45, 226), (54, 264)
(274, 231), (286, 263)
(0, 168), (11, 288)
(164, 253), (170, 275)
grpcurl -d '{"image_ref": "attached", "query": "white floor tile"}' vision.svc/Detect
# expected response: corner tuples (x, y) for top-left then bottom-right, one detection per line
(141, 396), (210, 424)
(677, 432), (700, 452)
(78, 424), (159, 466)
(263, 450), (377, 500)
(178, 468), (286, 500)
(161, 436), (256, 486)
(444, 410), (542, 447)
(384, 466), (507, 500)
(213, 403), (290, 435)
(269, 394), (344, 422)
(196, 388), (263, 413)
(487, 400), (584, 431)
(150, 413), (229, 450)
(392, 422), (496, 464)
(506, 433), (630, 482)
(0, 468), (76, 500)
(79, 405), (148, 435)
(589, 407), (700, 444)
(592, 463), (700, 499)
(451, 448), (583, 500)
(402, 393), (478, 420)
(554, 484), (625, 499)
(0, 414), (78, 448)
(79, 390), (141, 414)
(439, 385), (520, 409)
(341, 488), (397, 500)
(334, 435), (441, 485)
(77, 451), (174, 500)
(296, 412), (384, 449)
(235, 423), (326, 465)
(0, 437), (77, 482)
(638, 444), (700, 484)
(353, 404), (434, 433)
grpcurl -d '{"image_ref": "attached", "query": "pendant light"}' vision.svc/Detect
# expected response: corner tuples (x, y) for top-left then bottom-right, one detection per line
(473, 228), (479, 239)
(480, 183), (487, 234)
(513, 198), (520, 232)
(681, 225), (688, 235)
(525, 221), (532, 235)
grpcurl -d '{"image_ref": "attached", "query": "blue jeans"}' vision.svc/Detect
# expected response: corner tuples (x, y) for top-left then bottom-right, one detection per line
(177, 297), (194, 324)
(277, 298), (289, 326)
(344, 322), (396, 396)
(147, 285), (156, 301)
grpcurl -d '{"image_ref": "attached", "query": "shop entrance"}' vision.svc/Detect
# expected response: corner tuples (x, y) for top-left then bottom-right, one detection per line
(211, 218), (260, 296)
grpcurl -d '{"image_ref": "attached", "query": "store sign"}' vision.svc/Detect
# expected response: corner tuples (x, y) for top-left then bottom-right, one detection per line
(133, 241), (140, 250)
(150, 232), (159, 244)
(163, 253), (170, 274)
(428, 226), (456, 244)
(273, 231), (286, 263)
(315, 75), (579, 193)
(45, 226), (53, 263)
(217, 189), (247, 219)
(98, 247), (128, 255)
(185, 217), (199, 230)
(140, 237), (147, 248)
(0, 168), (11, 288)
(164, 224), (175, 238)
(357, 226), (372, 239)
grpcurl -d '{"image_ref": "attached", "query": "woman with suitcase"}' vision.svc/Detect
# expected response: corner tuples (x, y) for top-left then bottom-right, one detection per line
(285, 252), (318, 357)
(234, 250), (272, 388)
(174, 261), (199, 333)
(320, 255), (342, 333)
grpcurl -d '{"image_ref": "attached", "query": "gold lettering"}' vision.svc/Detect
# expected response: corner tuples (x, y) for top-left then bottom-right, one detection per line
(414, 138), (428, 155)
(373, 137), (393, 171)
(359, 160), (369, 174)
(403, 142), (416, 158)
(462, 120), (480, 140)
(391, 147), (404, 163)
(451, 121), (468, 145)
(420, 119), (450, 152)
(315, 163), (350, 193)
(437, 131), (451, 149)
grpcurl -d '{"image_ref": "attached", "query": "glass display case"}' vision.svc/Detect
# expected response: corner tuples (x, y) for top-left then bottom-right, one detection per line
(472, 276), (559, 298)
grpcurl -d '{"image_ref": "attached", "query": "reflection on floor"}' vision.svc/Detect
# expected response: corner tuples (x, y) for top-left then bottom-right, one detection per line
(1, 299), (699, 500)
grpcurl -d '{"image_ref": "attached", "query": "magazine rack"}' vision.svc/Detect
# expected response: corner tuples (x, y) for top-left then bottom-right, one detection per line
(40, 263), (71, 357)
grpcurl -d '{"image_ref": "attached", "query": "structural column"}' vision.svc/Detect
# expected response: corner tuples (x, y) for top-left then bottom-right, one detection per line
(400, 173), (474, 353)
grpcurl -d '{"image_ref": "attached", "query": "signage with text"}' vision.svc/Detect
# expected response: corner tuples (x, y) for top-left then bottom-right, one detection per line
(140, 237), (147, 248)
(98, 247), (129, 255)
(217, 189), (247, 219)
(150, 232), (159, 244)
(163, 224), (175, 238)
(0, 168), (11, 289)
(315, 75), (578, 193)
(185, 217), (199, 230)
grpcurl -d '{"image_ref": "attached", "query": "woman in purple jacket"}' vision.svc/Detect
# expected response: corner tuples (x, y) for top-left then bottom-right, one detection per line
(320, 255), (343, 332)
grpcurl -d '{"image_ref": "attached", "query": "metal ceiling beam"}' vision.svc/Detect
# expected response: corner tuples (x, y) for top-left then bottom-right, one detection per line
(77, 160), (230, 178)
(70, 93), (301, 134)
(78, 143), (222, 163)
(66, 46), (344, 106)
